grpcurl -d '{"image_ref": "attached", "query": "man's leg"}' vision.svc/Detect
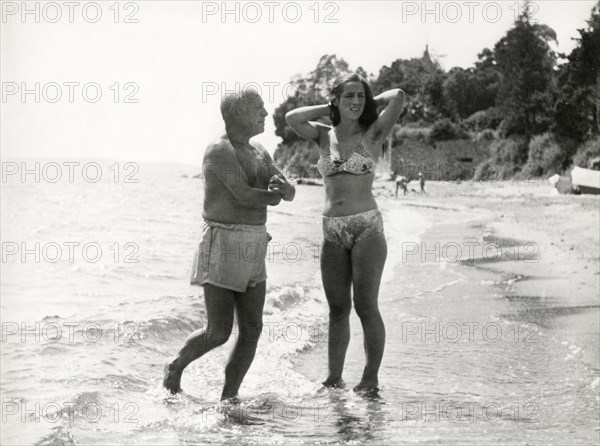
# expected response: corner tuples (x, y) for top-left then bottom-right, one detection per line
(221, 280), (266, 400)
(163, 284), (235, 394)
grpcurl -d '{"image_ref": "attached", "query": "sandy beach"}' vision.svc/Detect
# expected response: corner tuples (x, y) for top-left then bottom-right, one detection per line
(377, 178), (600, 305)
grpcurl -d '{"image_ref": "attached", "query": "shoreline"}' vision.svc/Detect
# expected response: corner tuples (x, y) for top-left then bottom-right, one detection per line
(295, 180), (600, 388)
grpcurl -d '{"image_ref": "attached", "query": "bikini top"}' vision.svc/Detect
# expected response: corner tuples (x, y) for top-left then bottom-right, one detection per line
(317, 131), (376, 177)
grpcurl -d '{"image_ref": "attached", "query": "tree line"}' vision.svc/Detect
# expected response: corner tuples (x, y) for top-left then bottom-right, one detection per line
(273, 1), (599, 180)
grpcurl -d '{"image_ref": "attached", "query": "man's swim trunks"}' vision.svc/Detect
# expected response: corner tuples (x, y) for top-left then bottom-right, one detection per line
(190, 219), (269, 292)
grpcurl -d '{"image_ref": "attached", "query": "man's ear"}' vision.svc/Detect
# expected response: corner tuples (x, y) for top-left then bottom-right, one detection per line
(233, 104), (245, 118)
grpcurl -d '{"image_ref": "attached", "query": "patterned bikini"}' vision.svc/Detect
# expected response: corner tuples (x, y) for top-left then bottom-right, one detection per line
(318, 131), (384, 250)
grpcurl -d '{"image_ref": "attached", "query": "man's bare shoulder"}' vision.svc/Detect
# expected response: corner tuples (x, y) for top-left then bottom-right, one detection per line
(204, 134), (235, 162)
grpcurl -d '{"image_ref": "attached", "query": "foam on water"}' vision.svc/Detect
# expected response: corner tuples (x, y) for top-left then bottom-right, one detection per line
(381, 205), (432, 284)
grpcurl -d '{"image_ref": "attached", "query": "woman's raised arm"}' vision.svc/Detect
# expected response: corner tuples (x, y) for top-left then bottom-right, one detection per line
(370, 88), (406, 142)
(285, 104), (331, 143)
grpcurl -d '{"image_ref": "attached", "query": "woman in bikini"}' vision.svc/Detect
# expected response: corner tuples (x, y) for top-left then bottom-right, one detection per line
(285, 74), (405, 394)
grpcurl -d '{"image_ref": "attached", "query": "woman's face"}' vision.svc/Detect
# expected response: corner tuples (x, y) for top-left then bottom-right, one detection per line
(335, 81), (365, 121)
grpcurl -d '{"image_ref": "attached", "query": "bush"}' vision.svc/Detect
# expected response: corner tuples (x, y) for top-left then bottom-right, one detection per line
(454, 122), (470, 140)
(526, 132), (577, 176)
(498, 111), (553, 139)
(490, 137), (529, 167)
(474, 160), (505, 181)
(475, 137), (530, 179)
(474, 129), (495, 142)
(572, 135), (600, 169)
(429, 118), (467, 142)
(465, 107), (504, 131)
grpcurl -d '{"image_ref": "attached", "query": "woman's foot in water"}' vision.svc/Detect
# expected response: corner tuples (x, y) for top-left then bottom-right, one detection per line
(353, 379), (379, 397)
(162, 359), (183, 394)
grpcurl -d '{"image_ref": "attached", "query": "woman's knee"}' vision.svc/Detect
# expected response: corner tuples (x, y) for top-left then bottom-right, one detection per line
(353, 300), (380, 320)
(328, 300), (352, 320)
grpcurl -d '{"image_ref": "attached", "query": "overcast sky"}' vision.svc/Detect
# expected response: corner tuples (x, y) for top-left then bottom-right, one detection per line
(1, 0), (596, 166)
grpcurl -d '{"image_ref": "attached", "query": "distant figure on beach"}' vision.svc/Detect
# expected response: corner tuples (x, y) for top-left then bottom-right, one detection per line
(395, 176), (409, 197)
(163, 89), (295, 400)
(418, 172), (426, 194)
(286, 74), (405, 395)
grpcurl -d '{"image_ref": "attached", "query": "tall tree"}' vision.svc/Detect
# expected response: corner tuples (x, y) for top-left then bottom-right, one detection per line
(553, 1), (600, 141)
(373, 48), (447, 123)
(443, 61), (499, 120)
(273, 54), (352, 145)
(494, 1), (558, 139)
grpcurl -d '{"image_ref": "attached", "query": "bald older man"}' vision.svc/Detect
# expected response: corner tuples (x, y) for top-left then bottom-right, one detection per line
(163, 89), (295, 400)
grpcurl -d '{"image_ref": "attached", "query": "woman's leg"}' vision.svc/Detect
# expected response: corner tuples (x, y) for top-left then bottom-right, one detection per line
(320, 240), (352, 387)
(163, 284), (235, 394)
(350, 233), (387, 392)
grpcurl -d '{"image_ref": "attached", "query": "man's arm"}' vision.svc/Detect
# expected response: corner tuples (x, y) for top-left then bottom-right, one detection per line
(203, 140), (281, 207)
(255, 143), (296, 202)
(268, 173), (295, 201)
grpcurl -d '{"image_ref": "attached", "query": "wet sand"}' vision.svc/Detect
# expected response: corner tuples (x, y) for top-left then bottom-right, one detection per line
(397, 180), (600, 307)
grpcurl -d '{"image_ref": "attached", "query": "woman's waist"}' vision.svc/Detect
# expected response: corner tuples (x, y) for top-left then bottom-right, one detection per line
(322, 194), (378, 217)
(322, 180), (375, 198)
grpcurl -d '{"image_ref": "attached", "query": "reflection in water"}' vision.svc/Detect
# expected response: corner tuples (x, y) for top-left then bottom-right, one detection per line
(326, 391), (386, 444)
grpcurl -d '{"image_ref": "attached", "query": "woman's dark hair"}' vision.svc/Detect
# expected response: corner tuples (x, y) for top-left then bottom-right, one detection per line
(329, 74), (378, 128)
(329, 73), (386, 155)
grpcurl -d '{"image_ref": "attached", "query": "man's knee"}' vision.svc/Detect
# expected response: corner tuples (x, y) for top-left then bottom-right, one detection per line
(206, 323), (233, 346)
(239, 322), (263, 344)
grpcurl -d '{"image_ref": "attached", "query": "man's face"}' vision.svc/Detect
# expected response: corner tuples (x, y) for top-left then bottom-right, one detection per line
(237, 94), (268, 136)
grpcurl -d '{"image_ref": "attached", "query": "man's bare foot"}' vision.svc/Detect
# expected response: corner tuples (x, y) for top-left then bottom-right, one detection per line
(163, 360), (182, 394)
(220, 394), (241, 403)
(321, 377), (345, 389)
(220, 397), (265, 425)
(353, 380), (380, 397)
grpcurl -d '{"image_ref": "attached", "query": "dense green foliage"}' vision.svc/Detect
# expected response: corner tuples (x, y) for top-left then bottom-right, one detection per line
(429, 118), (468, 142)
(573, 136), (600, 168)
(527, 133), (578, 176)
(494, 8), (558, 138)
(553, 3), (600, 142)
